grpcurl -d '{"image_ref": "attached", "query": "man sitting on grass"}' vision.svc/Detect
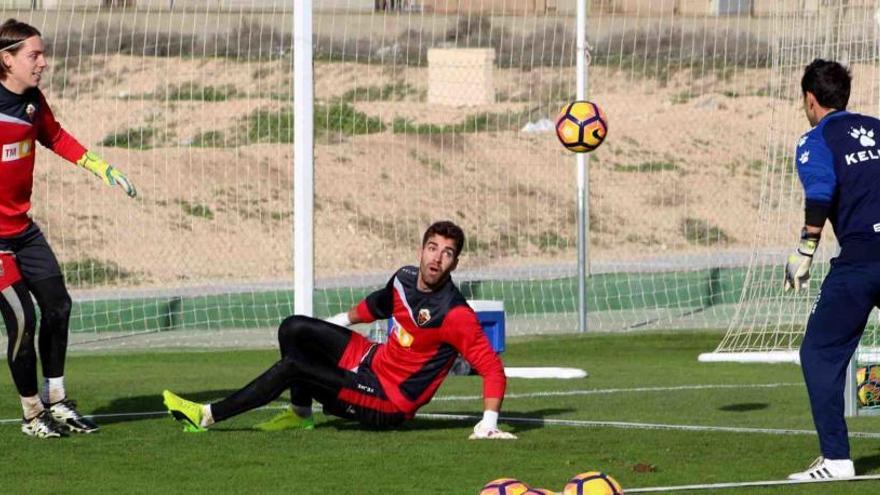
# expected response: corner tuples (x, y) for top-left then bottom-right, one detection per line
(163, 220), (516, 439)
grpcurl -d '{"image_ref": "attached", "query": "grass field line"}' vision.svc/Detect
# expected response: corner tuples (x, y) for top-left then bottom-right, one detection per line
(417, 413), (880, 439)
(432, 382), (804, 402)
(624, 474), (880, 493)
(2, 405), (880, 440)
(0, 410), (169, 425)
(5, 408), (880, 440)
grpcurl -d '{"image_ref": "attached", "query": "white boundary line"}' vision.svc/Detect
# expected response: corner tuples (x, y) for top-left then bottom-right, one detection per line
(415, 413), (880, 439)
(624, 475), (880, 493)
(432, 382), (803, 402)
(0, 410), (169, 425)
(9, 404), (880, 439)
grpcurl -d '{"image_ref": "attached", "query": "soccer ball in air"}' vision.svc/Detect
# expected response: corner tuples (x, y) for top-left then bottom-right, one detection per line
(480, 478), (530, 495)
(857, 364), (880, 407)
(555, 101), (608, 153)
(562, 471), (623, 495)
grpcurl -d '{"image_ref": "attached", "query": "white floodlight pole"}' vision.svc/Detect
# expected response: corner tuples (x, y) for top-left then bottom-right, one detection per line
(576, 0), (590, 333)
(876, 7), (880, 116)
(850, 5), (880, 419)
(294, 0), (314, 316)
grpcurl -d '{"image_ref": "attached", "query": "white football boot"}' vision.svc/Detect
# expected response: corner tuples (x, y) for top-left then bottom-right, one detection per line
(21, 410), (68, 438)
(788, 457), (855, 481)
(47, 398), (99, 433)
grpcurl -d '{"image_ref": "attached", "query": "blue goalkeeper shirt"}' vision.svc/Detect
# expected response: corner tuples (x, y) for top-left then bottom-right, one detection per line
(795, 110), (880, 261)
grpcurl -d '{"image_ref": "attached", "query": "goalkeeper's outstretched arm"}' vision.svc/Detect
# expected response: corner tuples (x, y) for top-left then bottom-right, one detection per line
(444, 307), (515, 440)
(75, 151), (137, 198)
(33, 90), (137, 198)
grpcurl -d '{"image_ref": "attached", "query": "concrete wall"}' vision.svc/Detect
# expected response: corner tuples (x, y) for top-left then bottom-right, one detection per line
(428, 0), (873, 16)
(421, 0), (550, 15)
(427, 47), (494, 106)
(36, 0), (373, 10)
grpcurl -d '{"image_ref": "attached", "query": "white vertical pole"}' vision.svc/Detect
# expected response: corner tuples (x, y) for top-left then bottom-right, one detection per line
(845, 357), (858, 418)
(576, 0), (589, 333)
(294, 0), (314, 316)
(876, 7), (880, 115)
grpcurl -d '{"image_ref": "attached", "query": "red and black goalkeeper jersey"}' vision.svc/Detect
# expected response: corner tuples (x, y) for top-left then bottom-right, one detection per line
(0, 84), (87, 237)
(355, 266), (506, 416)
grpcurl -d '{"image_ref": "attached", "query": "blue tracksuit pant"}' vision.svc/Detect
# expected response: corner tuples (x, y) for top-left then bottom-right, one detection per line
(800, 259), (880, 460)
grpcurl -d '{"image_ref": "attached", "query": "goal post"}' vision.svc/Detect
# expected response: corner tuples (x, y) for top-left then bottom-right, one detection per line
(699, 1), (880, 366)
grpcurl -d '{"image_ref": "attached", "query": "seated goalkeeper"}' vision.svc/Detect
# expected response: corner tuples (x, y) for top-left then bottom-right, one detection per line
(163, 220), (515, 439)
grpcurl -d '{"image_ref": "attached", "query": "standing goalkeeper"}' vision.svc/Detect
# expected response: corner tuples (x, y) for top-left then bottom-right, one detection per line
(163, 221), (515, 440)
(0, 19), (136, 437)
(785, 59), (880, 480)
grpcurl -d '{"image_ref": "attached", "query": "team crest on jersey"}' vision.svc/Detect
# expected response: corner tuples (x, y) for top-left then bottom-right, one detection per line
(417, 308), (431, 326)
(25, 103), (35, 120)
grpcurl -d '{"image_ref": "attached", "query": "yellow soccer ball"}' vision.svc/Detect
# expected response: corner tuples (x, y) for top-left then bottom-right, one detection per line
(857, 364), (880, 407)
(562, 471), (623, 495)
(555, 101), (608, 153)
(480, 478), (530, 495)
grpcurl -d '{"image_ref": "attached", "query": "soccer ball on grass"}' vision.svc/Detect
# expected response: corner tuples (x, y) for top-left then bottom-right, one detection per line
(480, 478), (530, 495)
(562, 471), (623, 495)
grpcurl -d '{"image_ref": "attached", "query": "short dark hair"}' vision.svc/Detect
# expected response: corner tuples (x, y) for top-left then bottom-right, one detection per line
(801, 58), (851, 110)
(0, 19), (41, 79)
(422, 220), (465, 257)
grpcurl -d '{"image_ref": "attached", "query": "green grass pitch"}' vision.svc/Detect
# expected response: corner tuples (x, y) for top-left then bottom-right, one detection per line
(2, 330), (880, 494)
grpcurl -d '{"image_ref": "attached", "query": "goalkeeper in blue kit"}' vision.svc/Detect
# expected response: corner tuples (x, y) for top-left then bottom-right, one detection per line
(785, 59), (880, 480)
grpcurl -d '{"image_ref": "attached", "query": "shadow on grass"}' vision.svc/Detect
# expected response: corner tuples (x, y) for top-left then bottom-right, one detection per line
(855, 452), (880, 475)
(718, 403), (769, 412)
(323, 407), (574, 435)
(91, 390), (573, 436)
(90, 389), (239, 425)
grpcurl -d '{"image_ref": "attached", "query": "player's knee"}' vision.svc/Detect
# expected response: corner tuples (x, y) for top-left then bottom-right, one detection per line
(279, 356), (303, 376)
(278, 315), (312, 351)
(799, 344), (820, 368)
(37, 292), (72, 327)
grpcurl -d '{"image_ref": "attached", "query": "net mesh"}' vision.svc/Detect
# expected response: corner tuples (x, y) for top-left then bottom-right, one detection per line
(0, 1), (871, 352)
(709, 2), (880, 360)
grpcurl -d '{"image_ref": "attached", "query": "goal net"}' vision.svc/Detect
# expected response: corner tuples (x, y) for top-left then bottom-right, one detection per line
(0, 1), (873, 352)
(700, 1), (880, 364)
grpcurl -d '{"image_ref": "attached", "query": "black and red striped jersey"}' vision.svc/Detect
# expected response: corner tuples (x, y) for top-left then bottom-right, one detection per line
(0, 84), (87, 237)
(355, 266), (506, 416)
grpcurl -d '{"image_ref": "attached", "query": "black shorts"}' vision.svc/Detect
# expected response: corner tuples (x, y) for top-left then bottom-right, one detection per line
(321, 344), (407, 428)
(0, 222), (63, 284)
